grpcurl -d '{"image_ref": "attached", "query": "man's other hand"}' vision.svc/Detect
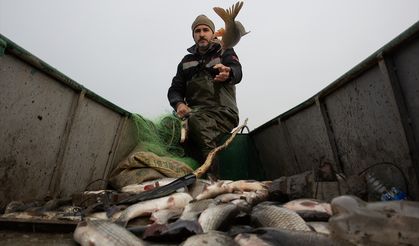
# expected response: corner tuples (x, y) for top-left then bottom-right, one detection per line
(213, 64), (231, 82)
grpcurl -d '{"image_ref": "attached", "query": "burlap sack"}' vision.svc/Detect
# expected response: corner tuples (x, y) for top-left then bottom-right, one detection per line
(108, 145), (193, 190)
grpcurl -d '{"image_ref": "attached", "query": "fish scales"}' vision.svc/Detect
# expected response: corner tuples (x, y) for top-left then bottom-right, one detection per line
(198, 203), (240, 232)
(234, 227), (353, 246)
(74, 219), (147, 246)
(234, 233), (273, 246)
(181, 230), (239, 246)
(251, 203), (311, 231)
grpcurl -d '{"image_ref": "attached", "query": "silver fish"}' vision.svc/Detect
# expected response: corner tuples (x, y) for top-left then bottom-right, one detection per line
(188, 179), (212, 199)
(230, 198), (252, 214)
(115, 192), (192, 227)
(251, 202), (311, 231)
(234, 227), (353, 246)
(120, 178), (176, 194)
(0, 210), (81, 221)
(73, 219), (147, 246)
(306, 222), (331, 235)
(87, 211), (110, 220)
(4, 200), (44, 213)
(213, 1), (249, 51)
(283, 198), (332, 215)
(234, 233), (274, 246)
(241, 190), (269, 206)
(227, 180), (268, 192)
(295, 210), (331, 222)
(150, 207), (183, 224)
(181, 230), (239, 246)
(180, 198), (216, 221)
(214, 193), (244, 203)
(195, 181), (233, 200)
(330, 195), (419, 245)
(198, 203), (239, 232)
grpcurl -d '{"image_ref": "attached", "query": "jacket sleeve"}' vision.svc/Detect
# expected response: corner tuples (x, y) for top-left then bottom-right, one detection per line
(222, 48), (242, 84)
(167, 62), (186, 110)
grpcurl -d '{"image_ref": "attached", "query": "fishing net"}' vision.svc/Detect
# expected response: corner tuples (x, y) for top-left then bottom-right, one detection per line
(131, 113), (199, 170)
(108, 113), (200, 189)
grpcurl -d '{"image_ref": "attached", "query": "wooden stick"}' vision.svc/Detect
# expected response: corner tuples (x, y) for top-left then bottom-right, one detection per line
(193, 118), (248, 178)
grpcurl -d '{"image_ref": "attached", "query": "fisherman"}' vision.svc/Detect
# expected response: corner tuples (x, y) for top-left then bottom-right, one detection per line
(167, 14), (243, 167)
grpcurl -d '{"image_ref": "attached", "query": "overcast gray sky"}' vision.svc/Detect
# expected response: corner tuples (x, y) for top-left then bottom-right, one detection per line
(1, 1), (418, 129)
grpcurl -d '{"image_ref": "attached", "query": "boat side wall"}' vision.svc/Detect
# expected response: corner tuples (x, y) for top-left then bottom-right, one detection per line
(0, 34), (137, 209)
(251, 21), (419, 199)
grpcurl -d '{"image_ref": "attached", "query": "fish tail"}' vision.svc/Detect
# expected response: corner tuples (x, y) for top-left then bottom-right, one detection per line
(213, 1), (244, 21)
(229, 1), (244, 19)
(213, 7), (229, 22)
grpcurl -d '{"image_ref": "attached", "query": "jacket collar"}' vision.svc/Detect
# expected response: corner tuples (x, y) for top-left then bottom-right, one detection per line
(187, 42), (221, 55)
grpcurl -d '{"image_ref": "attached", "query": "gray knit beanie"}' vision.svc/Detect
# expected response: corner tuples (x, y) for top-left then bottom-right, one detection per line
(191, 15), (215, 33)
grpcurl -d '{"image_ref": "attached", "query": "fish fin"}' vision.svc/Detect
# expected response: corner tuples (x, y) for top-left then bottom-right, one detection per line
(114, 215), (128, 228)
(213, 1), (244, 24)
(207, 173), (219, 183)
(228, 1), (244, 20)
(214, 28), (225, 37)
(213, 7), (229, 23)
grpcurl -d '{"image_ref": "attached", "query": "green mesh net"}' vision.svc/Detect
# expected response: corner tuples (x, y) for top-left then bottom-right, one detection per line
(131, 113), (200, 170)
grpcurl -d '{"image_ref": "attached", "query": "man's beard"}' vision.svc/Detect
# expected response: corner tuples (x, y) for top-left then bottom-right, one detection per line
(197, 40), (212, 53)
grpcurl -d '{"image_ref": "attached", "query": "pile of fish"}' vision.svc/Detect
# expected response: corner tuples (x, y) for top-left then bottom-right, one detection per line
(2, 177), (419, 245)
(70, 178), (346, 246)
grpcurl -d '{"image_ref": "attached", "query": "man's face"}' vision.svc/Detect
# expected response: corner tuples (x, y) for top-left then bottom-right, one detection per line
(193, 24), (214, 50)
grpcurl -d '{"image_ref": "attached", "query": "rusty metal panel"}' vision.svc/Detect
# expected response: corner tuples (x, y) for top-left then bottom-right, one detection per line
(0, 54), (75, 207)
(392, 37), (419, 154)
(55, 97), (123, 195)
(324, 65), (412, 178)
(283, 104), (336, 173)
(251, 120), (300, 179)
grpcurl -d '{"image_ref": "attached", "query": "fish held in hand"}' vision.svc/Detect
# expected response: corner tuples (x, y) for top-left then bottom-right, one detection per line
(213, 1), (249, 51)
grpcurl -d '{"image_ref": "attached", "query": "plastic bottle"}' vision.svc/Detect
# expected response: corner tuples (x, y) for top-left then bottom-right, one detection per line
(381, 186), (407, 201)
(365, 173), (407, 201)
